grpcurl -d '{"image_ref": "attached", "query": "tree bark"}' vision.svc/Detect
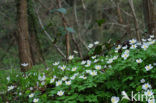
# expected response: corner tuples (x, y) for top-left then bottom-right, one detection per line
(28, 0), (44, 65)
(116, 2), (123, 24)
(57, 0), (71, 60)
(128, 0), (141, 41)
(143, 0), (156, 36)
(16, 0), (33, 72)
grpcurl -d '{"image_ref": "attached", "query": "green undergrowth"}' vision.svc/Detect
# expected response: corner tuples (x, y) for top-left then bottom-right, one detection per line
(0, 39), (156, 103)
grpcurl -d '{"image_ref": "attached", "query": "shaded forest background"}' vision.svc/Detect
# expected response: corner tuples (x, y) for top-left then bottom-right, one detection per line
(0, 0), (155, 70)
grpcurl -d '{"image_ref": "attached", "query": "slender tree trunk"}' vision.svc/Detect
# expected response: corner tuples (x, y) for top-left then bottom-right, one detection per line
(16, 0), (33, 72)
(116, 2), (123, 24)
(57, 0), (71, 59)
(28, 0), (44, 65)
(128, 0), (141, 41)
(143, 0), (156, 36)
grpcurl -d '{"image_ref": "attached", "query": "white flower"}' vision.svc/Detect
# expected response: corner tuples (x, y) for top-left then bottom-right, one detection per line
(149, 40), (155, 45)
(41, 81), (45, 85)
(74, 73), (79, 76)
(94, 41), (99, 45)
(85, 61), (91, 67)
(150, 35), (154, 38)
(111, 96), (120, 103)
(88, 44), (94, 48)
(8, 85), (15, 91)
(86, 70), (92, 73)
(140, 79), (145, 83)
(136, 59), (143, 63)
(56, 80), (62, 86)
(144, 90), (153, 96)
(21, 63), (28, 67)
(6, 76), (10, 81)
(92, 56), (96, 59)
(65, 81), (71, 85)
(113, 56), (118, 60)
(94, 59), (98, 63)
(72, 67), (77, 71)
(70, 76), (76, 80)
(145, 64), (153, 71)
(19, 92), (22, 95)
(60, 65), (66, 71)
(30, 87), (33, 90)
(141, 44), (149, 50)
(90, 71), (97, 76)
(104, 65), (107, 68)
(62, 76), (68, 81)
(129, 39), (137, 44)
(29, 93), (34, 98)
(107, 59), (113, 64)
(137, 42), (142, 46)
(53, 62), (59, 66)
(148, 99), (155, 103)
(68, 55), (74, 60)
(148, 38), (152, 41)
(142, 83), (152, 90)
(130, 44), (137, 49)
(81, 61), (86, 65)
(50, 78), (55, 83)
(33, 98), (39, 103)
(122, 45), (127, 49)
(53, 75), (57, 79)
(73, 50), (78, 54)
(121, 53), (129, 60)
(108, 65), (112, 68)
(79, 75), (87, 79)
(95, 65), (101, 70)
(38, 75), (46, 81)
(124, 50), (129, 54)
(116, 45), (121, 50)
(57, 90), (64, 96)
(142, 39), (147, 42)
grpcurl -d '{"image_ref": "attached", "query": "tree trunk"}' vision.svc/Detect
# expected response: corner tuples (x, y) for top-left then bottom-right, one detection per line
(28, 0), (44, 65)
(16, 0), (33, 72)
(143, 0), (156, 36)
(57, 0), (71, 59)
(116, 2), (123, 24)
(128, 0), (141, 41)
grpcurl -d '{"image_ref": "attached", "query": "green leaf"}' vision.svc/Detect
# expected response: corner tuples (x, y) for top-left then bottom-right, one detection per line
(51, 8), (67, 14)
(57, 8), (67, 14)
(66, 27), (75, 33)
(96, 19), (106, 26)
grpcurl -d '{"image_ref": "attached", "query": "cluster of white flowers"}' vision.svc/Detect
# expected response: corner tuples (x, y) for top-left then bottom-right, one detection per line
(88, 41), (99, 49)
(141, 82), (155, 103)
(8, 38), (154, 102)
(111, 35), (155, 103)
